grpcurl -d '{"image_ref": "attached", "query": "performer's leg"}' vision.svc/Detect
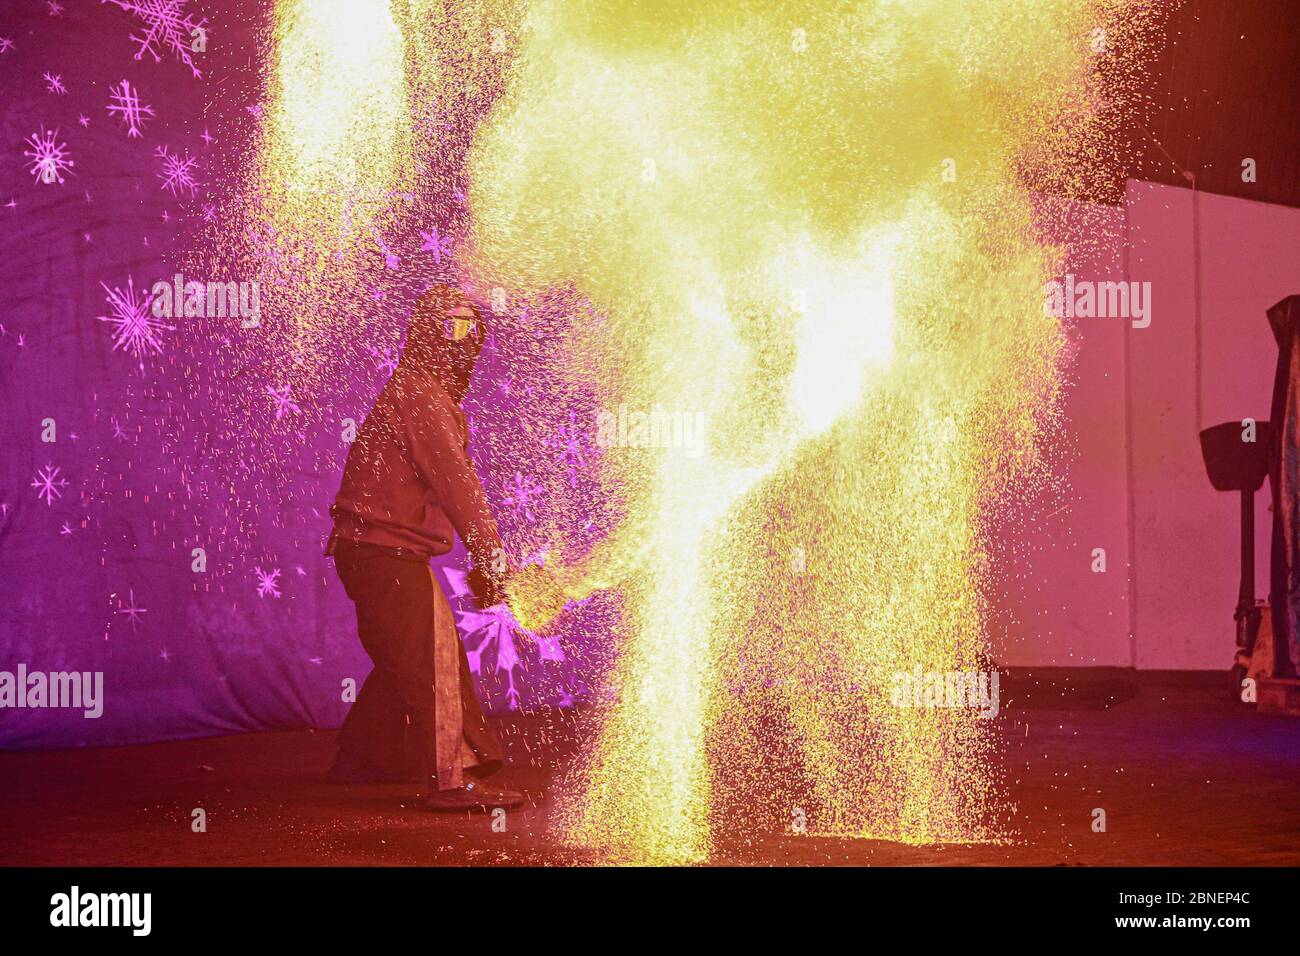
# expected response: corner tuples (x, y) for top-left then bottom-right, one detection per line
(424, 574), (523, 808)
(334, 547), (522, 807)
(427, 566), (465, 790)
(335, 548), (441, 784)
(336, 666), (412, 777)
(425, 575), (505, 779)
(456, 629), (504, 778)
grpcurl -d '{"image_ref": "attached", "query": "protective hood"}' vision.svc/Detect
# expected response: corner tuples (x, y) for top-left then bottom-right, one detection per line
(400, 284), (487, 404)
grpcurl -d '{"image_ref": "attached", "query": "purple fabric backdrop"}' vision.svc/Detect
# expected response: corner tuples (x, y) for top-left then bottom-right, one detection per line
(0, 1), (604, 750)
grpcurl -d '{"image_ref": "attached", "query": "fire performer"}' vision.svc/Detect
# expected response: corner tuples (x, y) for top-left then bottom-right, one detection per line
(325, 284), (524, 811)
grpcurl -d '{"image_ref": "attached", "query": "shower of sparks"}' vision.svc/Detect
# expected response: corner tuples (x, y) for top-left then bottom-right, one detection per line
(168, 0), (1162, 863)
(97, 276), (173, 370)
(470, 0), (1161, 862)
(261, 1), (409, 218)
(102, 0), (209, 78)
(106, 79), (155, 138)
(23, 127), (73, 184)
(191, 0), (422, 401)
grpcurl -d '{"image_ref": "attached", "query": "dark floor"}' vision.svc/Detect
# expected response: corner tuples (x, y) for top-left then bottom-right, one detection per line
(2, 680), (1299, 866)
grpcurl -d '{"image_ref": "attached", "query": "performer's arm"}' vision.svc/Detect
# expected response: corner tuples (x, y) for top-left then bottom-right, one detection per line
(405, 393), (509, 606)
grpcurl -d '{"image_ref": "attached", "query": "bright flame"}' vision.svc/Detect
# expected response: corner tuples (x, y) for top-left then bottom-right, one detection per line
(268, 0), (409, 199)
(780, 232), (899, 436)
(211, 0), (420, 398)
(466, 0), (1154, 863)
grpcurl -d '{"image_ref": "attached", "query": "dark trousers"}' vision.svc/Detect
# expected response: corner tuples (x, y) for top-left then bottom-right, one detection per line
(333, 542), (503, 782)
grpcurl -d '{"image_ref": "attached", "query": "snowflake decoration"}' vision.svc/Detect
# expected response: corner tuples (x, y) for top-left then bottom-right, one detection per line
(0, 38), (14, 54)
(502, 471), (544, 523)
(97, 276), (175, 371)
(106, 79), (154, 138)
(371, 226), (400, 270)
(419, 226), (455, 264)
(31, 464), (69, 506)
(552, 410), (589, 487)
(155, 145), (199, 197)
(102, 0), (209, 78)
(445, 566), (569, 713)
(266, 384), (301, 420)
(368, 344), (399, 377)
(43, 72), (67, 95)
(114, 589), (147, 628)
(254, 566), (282, 599)
(459, 606), (523, 707)
(23, 127), (74, 185)
(48, 1), (63, 16)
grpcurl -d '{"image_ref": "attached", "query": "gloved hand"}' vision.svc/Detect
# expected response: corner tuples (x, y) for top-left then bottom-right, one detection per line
(466, 563), (509, 609)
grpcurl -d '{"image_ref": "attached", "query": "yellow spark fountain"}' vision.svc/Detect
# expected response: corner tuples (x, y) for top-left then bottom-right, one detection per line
(265, 0), (410, 206)
(231, 0), (1157, 864)
(190, 0), (419, 410)
(469, 0), (1159, 864)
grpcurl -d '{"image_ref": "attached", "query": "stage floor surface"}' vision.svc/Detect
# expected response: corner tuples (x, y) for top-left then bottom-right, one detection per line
(3, 681), (1299, 866)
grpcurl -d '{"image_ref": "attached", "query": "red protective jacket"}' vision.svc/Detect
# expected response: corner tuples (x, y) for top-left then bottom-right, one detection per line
(329, 360), (504, 579)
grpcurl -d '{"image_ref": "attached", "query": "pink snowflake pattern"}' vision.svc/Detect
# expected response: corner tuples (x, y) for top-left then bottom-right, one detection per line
(155, 145), (199, 197)
(419, 225), (455, 264)
(368, 344), (399, 377)
(101, 0), (209, 78)
(96, 276), (175, 370)
(266, 384), (301, 420)
(114, 589), (148, 629)
(446, 566), (568, 712)
(31, 464), (69, 506)
(106, 79), (155, 138)
(24, 127), (74, 185)
(552, 409), (589, 487)
(254, 567), (282, 599)
(502, 471), (544, 523)
(43, 72), (67, 95)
